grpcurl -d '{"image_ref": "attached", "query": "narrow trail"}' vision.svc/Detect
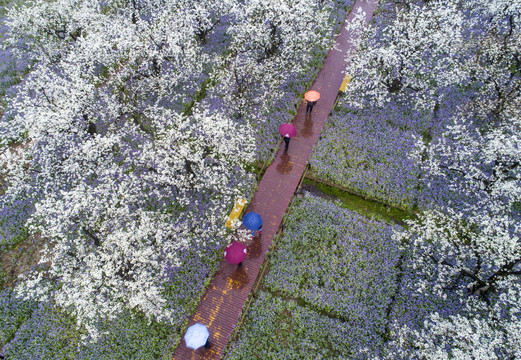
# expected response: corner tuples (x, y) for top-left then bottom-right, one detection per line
(172, 1), (379, 358)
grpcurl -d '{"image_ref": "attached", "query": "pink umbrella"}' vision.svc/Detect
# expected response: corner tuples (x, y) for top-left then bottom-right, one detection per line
(224, 241), (247, 264)
(304, 90), (320, 102)
(278, 123), (297, 138)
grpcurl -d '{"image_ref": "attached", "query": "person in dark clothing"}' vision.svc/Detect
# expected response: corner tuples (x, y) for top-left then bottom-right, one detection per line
(306, 100), (317, 114)
(283, 134), (291, 152)
(251, 219), (263, 238)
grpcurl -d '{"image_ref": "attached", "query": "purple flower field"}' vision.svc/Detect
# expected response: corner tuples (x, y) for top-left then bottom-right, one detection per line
(226, 290), (377, 360)
(309, 83), (474, 210)
(225, 193), (402, 359)
(310, 103), (422, 209)
(0, 21), (30, 98)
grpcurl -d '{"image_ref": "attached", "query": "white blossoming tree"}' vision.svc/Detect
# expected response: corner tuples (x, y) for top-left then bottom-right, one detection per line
(1, 0), (254, 338)
(344, 0), (521, 114)
(386, 0), (521, 357)
(219, 0), (332, 120)
(393, 103), (521, 358)
(344, 0), (468, 111)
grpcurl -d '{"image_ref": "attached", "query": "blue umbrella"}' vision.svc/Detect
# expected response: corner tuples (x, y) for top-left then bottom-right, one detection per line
(243, 211), (262, 230)
(184, 323), (209, 350)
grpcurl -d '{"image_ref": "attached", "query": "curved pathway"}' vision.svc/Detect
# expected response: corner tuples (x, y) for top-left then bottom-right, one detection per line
(172, 1), (379, 358)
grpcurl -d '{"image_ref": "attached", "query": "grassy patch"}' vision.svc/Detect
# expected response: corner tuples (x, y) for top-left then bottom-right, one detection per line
(302, 178), (414, 225)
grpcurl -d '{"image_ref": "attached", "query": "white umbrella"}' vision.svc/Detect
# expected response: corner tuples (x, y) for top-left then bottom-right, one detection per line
(184, 323), (210, 350)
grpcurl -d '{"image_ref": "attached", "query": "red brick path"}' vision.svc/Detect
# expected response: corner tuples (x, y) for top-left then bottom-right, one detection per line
(172, 1), (379, 358)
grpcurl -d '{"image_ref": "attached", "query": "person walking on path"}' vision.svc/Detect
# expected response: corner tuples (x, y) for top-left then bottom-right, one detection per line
(283, 134), (291, 152)
(252, 219), (263, 238)
(279, 123), (297, 152)
(304, 90), (321, 114)
(250, 223), (262, 238)
(243, 211), (263, 238)
(306, 100), (317, 114)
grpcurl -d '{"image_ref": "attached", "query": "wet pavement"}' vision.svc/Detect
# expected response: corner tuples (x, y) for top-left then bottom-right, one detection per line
(172, 0), (379, 358)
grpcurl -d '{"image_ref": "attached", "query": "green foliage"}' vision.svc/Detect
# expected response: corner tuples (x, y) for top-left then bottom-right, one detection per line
(304, 178), (413, 224)
(182, 77), (215, 116)
(0, 226), (29, 249)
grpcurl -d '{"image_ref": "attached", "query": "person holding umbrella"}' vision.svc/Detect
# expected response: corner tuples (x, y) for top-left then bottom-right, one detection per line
(224, 241), (247, 266)
(243, 211), (263, 238)
(305, 90), (320, 114)
(283, 134), (290, 152)
(278, 123), (297, 152)
(184, 323), (211, 350)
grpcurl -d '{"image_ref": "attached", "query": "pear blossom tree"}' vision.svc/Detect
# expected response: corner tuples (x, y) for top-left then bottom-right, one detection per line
(344, 0), (467, 111)
(3, 0), (106, 64)
(213, 0), (334, 136)
(177, 0), (235, 45)
(1, 0), (255, 338)
(392, 102), (521, 357)
(346, 0), (521, 115)
(227, 0), (325, 62)
(384, 0), (521, 355)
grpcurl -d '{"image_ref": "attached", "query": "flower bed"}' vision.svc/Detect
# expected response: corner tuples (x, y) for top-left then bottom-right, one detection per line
(226, 193), (402, 359)
(225, 290), (378, 360)
(0, 292), (176, 360)
(310, 103), (422, 209)
(309, 81), (476, 209)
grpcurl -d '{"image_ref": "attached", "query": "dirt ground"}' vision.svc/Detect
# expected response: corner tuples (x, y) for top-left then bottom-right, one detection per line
(0, 234), (43, 289)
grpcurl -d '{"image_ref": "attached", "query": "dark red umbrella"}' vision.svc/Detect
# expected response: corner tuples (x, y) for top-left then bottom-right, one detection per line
(224, 241), (247, 264)
(278, 123), (297, 138)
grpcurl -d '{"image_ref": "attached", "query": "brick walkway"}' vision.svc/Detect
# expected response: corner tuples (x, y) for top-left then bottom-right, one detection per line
(172, 1), (379, 359)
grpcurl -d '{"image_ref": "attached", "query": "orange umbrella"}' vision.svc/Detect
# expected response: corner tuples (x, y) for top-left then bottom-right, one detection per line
(304, 90), (320, 102)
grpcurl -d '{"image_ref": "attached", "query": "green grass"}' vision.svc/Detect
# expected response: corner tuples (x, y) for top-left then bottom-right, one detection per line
(303, 178), (415, 225)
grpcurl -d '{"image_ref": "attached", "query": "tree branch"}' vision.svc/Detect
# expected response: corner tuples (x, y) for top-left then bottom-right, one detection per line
(82, 227), (101, 247)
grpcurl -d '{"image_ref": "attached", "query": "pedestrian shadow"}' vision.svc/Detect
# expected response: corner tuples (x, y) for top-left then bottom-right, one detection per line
(301, 113), (314, 138)
(276, 153), (293, 174)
